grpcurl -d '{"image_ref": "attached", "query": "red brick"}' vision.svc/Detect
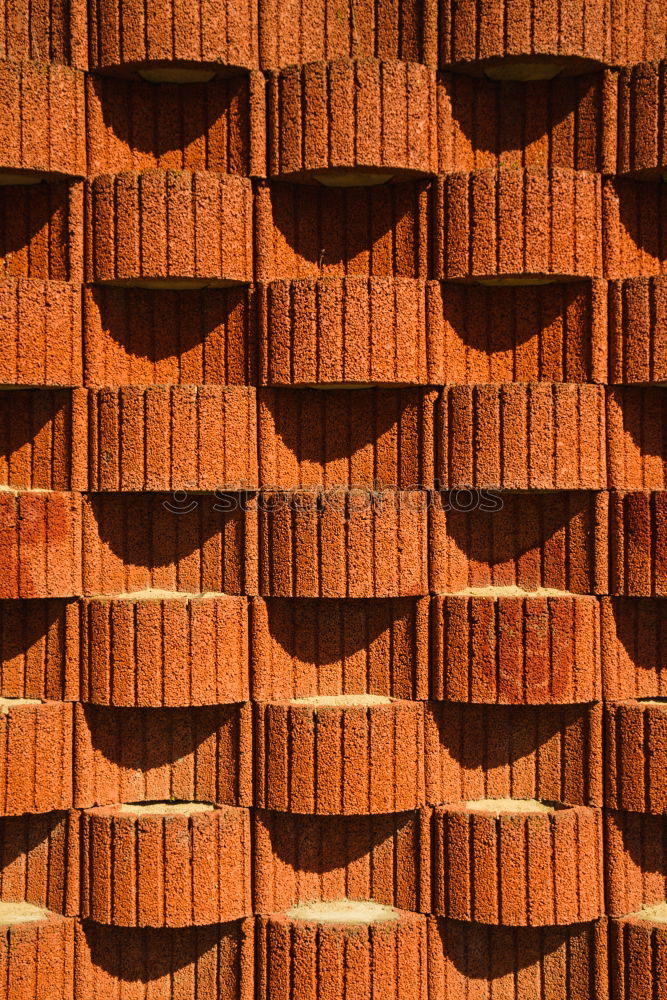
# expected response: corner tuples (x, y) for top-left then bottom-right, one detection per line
(609, 491), (667, 596)
(610, 0), (667, 65)
(0, 907), (74, 1000)
(605, 699), (667, 814)
(0, 699), (72, 815)
(601, 596), (667, 700)
(0, 0), (86, 67)
(617, 62), (667, 178)
(0, 181), (83, 282)
(605, 810), (667, 917)
(609, 278), (667, 383)
(611, 911), (667, 1000)
(603, 179), (667, 279)
(607, 387), (667, 488)
(0, 389), (86, 491)
(0, 811), (80, 916)
(0, 491), (82, 599)
(0, 598), (79, 701)
(0, 278), (81, 387)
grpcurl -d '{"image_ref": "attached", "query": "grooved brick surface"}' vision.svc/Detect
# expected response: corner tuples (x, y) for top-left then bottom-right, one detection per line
(610, 913), (667, 1000)
(0, 278), (82, 387)
(610, 491), (667, 595)
(609, 278), (667, 383)
(0, 491), (82, 599)
(0, 810), (80, 915)
(0, 700), (73, 815)
(605, 699), (667, 814)
(0, 598), (80, 701)
(601, 596), (667, 700)
(605, 809), (667, 917)
(0, 909), (74, 1000)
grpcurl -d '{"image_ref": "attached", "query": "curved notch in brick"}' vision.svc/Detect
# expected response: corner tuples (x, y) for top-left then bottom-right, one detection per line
(0, 62), (85, 181)
(439, 0), (611, 75)
(268, 60), (437, 184)
(258, 387), (435, 490)
(432, 800), (604, 925)
(81, 803), (252, 927)
(74, 918), (255, 1000)
(255, 696), (425, 814)
(0, 491), (82, 599)
(610, 491), (667, 596)
(74, 702), (252, 809)
(260, 278), (428, 386)
(257, 902), (428, 1000)
(82, 592), (248, 707)
(85, 170), (253, 286)
(0, 698), (72, 815)
(425, 702), (603, 806)
(617, 63), (667, 179)
(0, 279), (81, 387)
(429, 490), (609, 595)
(250, 595), (429, 701)
(433, 168), (602, 281)
(430, 593), (601, 703)
(609, 278), (667, 384)
(88, 386), (258, 491)
(605, 699), (667, 814)
(0, 903), (74, 1000)
(611, 906), (667, 1000)
(437, 384), (606, 490)
(259, 489), (428, 597)
(89, 0), (258, 75)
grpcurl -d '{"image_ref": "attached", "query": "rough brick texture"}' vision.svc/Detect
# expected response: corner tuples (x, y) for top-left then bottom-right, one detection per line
(0, 909), (74, 1000)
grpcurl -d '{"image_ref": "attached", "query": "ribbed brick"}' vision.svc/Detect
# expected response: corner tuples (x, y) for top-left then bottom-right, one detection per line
(605, 698), (667, 814)
(0, 0), (86, 67)
(609, 278), (667, 383)
(0, 811), (79, 916)
(260, 278), (428, 386)
(610, 0), (667, 66)
(0, 388), (85, 491)
(603, 179), (667, 280)
(0, 699), (72, 814)
(428, 917), (609, 1000)
(608, 387), (667, 488)
(0, 62), (85, 179)
(439, 0), (611, 72)
(432, 801), (604, 925)
(0, 905), (74, 1000)
(259, 489), (428, 597)
(617, 62), (667, 178)
(81, 803), (252, 926)
(259, 387), (435, 489)
(258, 0), (436, 67)
(83, 284), (257, 388)
(81, 592), (248, 707)
(253, 808), (431, 913)
(601, 597), (667, 700)
(86, 71), (266, 178)
(0, 491), (82, 599)
(85, 170), (253, 285)
(426, 279), (608, 385)
(268, 59), (437, 182)
(425, 702), (603, 806)
(437, 71), (613, 174)
(257, 905), (428, 1000)
(0, 598), (79, 701)
(437, 383), (606, 490)
(605, 810), (667, 917)
(255, 697), (425, 813)
(74, 702), (252, 809)
(610, 491), (667, 595)
(82, 493), (257, 596)
(0, 181), (82, 282)
(434, 168), (602, 281)
(88, 386), (258, 491)
(0, 278), (81, 387)
(610, 909), (667, 1000)
(430, 594), (602, 704)
(250, 596), (429, 700)
(89, 0), (258, 73)
(254, 180), (429, 280)
(75, 918), (254, 1000)
(429, 491), (609, 595)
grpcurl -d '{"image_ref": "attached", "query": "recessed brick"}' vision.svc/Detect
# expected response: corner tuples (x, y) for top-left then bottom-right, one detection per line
(0, 491), (82, 599)
(605, 810), (667, 917)
(603, 179), (667, 279)
(0, 810), (80, 916)
(609, 278), (667, 383)
(0, 0), (87, 67)
(0, 598), (80, 701)
(605, 698), (667, 814)
(0, 699), (73, 815)
(610, 910), (667, 1000)
(609, 491), (667, 596)
(0, 906), (74, 1000)
(0, 181), (83, 282)
(601, 596), (667, 700)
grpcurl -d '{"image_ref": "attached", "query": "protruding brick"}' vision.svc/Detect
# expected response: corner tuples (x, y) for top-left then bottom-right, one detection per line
(74, 703), (252, 809)
(432, 801), (604, 925)
(0, 0), (87, 67)
(430, 594), (601, 703)
(88, 386), (257, 491)
(85, 170), (253, 285)
(260, 278), (428, 386)
(268, 60), (437, 183)
(83, 285), (257, 388)
(601, 597), (667, 700)
(89, 0), (258, 74)
(259, 489), (428, 597)
(0, 904), (74, 1000)
(74, 919), (255, 1000)
(0, 698), (72, 815)
(426, 279), (608, 385)
(250, 596), (429, 701)
(259, 387), (435, 489)
(429, 491), (609, 595)
(605, 810), (667, 917)
(257, 904), (428, 1000)
(425, 702), (603, 806)
(610, 0), (667, 66)
(81, 592), (248, 706)
(437, 384), (606, 489)
(0, 811), (80, 916)
(433, 168), (602, 281)
(255, 697), (425, 814)
(82, 493), (258, 596)
(611, 909), (667, 1000)
(605, 698), (667, 813)
(81, 803), (252, 926)
(609, 278), (667, 383)
(610, 492), (667, 595)
(0, 181), (83, 282)
(0, 598), (80, 701)
(0, 491), (82, 599)
(253, 808), (431, 914)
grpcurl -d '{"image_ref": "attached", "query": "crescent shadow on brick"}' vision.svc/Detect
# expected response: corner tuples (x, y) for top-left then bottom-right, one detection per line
(605, 809), (667, 916)
(0, 811), (78, 915)
(0, 597), (79, 701)
(607, 387), (667, 488)
(601, 597), (667, 700)
(0, 390), (84, 491)
(0, 182), (79, 282)
(605, 178), (667, 278)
